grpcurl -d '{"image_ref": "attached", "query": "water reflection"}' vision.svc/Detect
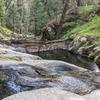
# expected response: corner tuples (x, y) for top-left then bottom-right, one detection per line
(34, 50), (99, 71)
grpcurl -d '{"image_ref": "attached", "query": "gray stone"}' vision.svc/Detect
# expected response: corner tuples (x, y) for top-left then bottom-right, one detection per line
(48, 75), (95, 95)
(2, 88), (81, 100)
(2, 88), (100, 100)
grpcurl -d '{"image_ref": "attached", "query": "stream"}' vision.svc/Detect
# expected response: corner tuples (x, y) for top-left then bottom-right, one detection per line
(0, 49), (100, 100)
(34, 50), (100, 72)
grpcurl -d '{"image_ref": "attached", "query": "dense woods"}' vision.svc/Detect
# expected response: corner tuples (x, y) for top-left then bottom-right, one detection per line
(0, 0), (61, 35)
(0, 0), (99, 36)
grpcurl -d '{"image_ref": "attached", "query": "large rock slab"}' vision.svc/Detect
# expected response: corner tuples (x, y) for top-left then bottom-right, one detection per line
(49, 75), (95, 95)
(0, 60), (87, 72)
(84, 89), (100, 100)
(2, 88), (100, 100)
(0, 63), (97, 95)
(0, 48), (41, 61)
(0, 60), (97, 95)
(27, 60), (87, 72)
(2, 88), (83, 100)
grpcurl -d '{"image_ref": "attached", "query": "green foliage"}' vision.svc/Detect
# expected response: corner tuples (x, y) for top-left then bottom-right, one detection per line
(0, 0), (5, 26)
(0, 0), (100, 43)
(62, 15), (100, 44)
(4, 0), (62, 35)
(70, 15), (100, 36)
(5, 0), (28, 34)
(79, 5), (94, 14)
(29, 0), (62, 35)
(30, 0), (48, 34)
(0, 26), (16, 39)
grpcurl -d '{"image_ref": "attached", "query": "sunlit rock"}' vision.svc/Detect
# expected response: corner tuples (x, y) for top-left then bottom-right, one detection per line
(2, 88), (100, 100)
(0, 48), (42, 61)
(2, 88), (81, 100)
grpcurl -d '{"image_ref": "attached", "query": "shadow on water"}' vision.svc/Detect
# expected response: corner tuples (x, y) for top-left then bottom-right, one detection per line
(33, 49), (99, 71)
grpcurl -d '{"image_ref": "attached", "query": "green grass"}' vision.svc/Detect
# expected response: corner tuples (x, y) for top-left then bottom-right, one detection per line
(0, 26), (16, 39)
(62, 5), (96, 39)
(71, 15), (100, 36)
(79, 5), (94, 14)
(62, 15), (100, 45)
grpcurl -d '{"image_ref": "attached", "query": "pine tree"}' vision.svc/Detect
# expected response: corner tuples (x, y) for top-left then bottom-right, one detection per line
(0, 0), (5, 26)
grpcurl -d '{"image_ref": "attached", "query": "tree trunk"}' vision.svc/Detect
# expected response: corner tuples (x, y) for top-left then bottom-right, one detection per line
(56, 0), (70, 38)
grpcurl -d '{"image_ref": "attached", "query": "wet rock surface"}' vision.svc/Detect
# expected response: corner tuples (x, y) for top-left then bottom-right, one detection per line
(0, 61), (99, 96)
(0, 46), (99, 100)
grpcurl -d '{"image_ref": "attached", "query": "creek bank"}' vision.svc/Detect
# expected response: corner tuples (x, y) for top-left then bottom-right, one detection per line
(66, 35), (100, 67)
(10, 35), (100, 68)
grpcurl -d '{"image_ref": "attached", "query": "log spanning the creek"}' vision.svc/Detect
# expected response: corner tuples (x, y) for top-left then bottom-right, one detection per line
(11, 39), (69, 53)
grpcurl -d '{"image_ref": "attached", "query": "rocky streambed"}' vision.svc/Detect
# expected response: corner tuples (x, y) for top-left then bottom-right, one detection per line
(0, 45), (100, 100)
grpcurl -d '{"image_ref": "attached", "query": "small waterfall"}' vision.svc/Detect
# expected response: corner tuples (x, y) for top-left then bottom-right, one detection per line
(92, 63), (100, 72)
